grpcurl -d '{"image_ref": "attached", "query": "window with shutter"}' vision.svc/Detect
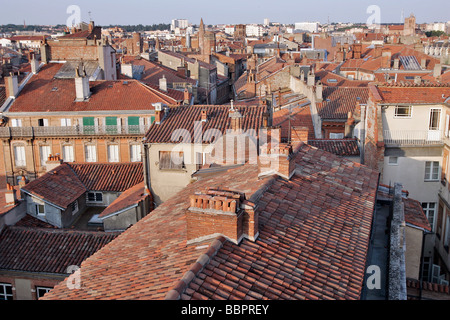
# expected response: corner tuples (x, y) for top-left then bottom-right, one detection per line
(159, 151), (185, 170)
(63, 145), (74, 162)
(85, 145), (97, 162)
(105, 117), (118, 134)
(108, 144), (119, 162)
(128, 116), (140, 133)
(14, 145), (26, 167)
(83, 117), (95, 134)
(130, 144), (141, 162)
(40, 145), (51, 166)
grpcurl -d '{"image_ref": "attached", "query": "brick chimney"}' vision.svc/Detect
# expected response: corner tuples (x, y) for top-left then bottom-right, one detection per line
(45, 154), (63, 172)
(258, 141), (298, 180)
(381, 49), (391, 69)
(229, 104), (243, 132)
(373, 44), (382, 58)
(353, 43), (362, 59)
(88, 21), (95, 33)
(290, 126), (309, 144)
(345, 111), (356, 138)
(183, 88), (191, 105)
(5, 183), (17, 206)
(4, 72), (19, 98)
(153, 103), (166, 124)
(201, 109), (208, 122)
(186, 188), (259, 244)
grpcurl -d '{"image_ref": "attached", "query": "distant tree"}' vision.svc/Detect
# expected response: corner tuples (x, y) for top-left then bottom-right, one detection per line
(425, 30), (446, 37)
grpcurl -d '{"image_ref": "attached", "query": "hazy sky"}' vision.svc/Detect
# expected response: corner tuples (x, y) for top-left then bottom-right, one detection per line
(2, 0), (449, 26)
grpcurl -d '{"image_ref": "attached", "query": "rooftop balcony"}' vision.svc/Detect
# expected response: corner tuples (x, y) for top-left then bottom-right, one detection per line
(0, 125), (150, 138)
(383, 130), (444, 147)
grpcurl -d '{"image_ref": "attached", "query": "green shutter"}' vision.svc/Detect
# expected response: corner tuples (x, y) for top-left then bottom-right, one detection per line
(150, 116), (155, 124)
(105, 116), (118, 134)
(128, 116), (140, 133)
(83, 117), (95, 134)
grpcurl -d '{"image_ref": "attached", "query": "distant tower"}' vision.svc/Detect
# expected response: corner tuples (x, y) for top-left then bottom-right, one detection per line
(198, 18), (215, 63)
(198, 18), (205, 54)
(404, 14), (416, 37)
(400, 9), (404, 23)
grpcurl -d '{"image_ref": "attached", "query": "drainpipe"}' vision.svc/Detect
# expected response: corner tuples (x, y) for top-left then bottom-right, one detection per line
(142, 141), (151, 216)
(418, 231), (433, 300)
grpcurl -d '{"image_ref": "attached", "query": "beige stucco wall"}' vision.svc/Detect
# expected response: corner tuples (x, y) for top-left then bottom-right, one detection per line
(382, 155), (441, 203)
(382, 104), (444, 133)
(405, 226), (424, 280)
(148, 143), (206, 205)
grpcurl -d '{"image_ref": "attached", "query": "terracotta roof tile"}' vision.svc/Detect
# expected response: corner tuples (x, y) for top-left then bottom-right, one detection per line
(317, 87), (369, 119)
(42, 144), (379, 300)
(0, 226), (118, 274)
(375, 83), (450, 104)
(144, 105), (265, 143)
(68, 162), (143, 192)
(99, 181), (150, 218)
(308, 139), (360, 156)
(8, 63), (178, 113)
(21, 163), (86, 209)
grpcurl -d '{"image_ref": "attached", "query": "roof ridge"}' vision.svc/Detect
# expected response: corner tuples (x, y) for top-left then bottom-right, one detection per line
(6, 224), (120, 236)
(164, 236), (227, 300)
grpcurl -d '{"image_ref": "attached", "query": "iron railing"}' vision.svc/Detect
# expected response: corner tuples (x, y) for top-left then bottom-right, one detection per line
(383, 130), (444, 146)
(0, 125), (150, 138)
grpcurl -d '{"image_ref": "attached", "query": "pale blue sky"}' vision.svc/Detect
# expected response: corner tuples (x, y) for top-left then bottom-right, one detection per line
(3, 0), (449, 26)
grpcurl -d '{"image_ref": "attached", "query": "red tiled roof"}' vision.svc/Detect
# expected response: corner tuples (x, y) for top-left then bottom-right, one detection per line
(42, 144), (379, 300)
(0, 226), (118, 274)
(121, 56), (197, 86)
(317, 87), (369, 119)
(341, 45), (440, 73)
(21, 163), (86, 209)
(144, 105), (265, 143)
(99, 181), (149, 218)
(316, 70), (370, 87)
(8, 63), (178, 113)
(21, 162), (144, 208)
(375, 83), (450, 104)
(273, 105), (315, 141)
(14, 214), (57, 229)
(407, 278), (450, 297)
(308, 139), (360, 156)
(68, 162), (143, 192)
(0, 86), (6, 106)
(58, 27), (102, 40)
(403, 197), (431, 231)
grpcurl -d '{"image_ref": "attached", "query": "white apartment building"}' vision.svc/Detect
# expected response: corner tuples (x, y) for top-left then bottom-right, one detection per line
(246, 24), (264, 37)
(294, 22), (319, 33)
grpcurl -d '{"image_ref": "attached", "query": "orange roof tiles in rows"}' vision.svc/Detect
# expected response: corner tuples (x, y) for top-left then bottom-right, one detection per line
(69, 162), (143, 192)
(22, 162), (143, 209)
(317, 87), (369, 119)
(144, 105), (266, 144)
(0, 226), (118, 274)
(308, 139), (360, 157)
(374, 83), (450, 104)
(7, 63), (179, 113)
(42, 143), (379, 300)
